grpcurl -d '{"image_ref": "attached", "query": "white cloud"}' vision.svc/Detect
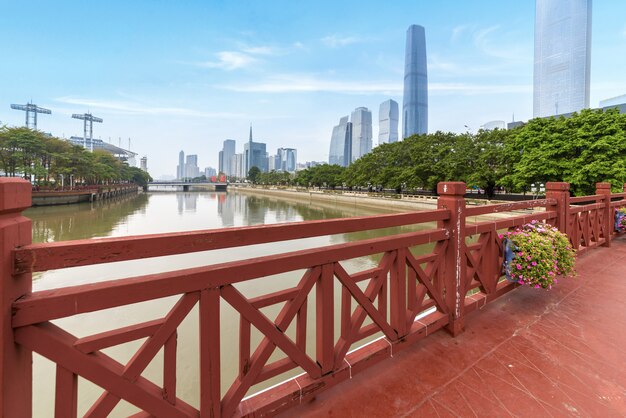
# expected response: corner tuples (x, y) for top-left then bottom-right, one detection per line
(55, 97), (243, 118)
(218, 74), (531, 96)
(451, 24), (470, 42)
(321, 34), (361, 48)
(198, 51), (256, 70)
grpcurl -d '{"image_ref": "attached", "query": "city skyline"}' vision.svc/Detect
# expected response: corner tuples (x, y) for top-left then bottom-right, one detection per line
(1, 1), (625, 178)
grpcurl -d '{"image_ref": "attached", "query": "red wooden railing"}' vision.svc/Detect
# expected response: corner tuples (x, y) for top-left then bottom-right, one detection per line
(1, 178), (626, 417)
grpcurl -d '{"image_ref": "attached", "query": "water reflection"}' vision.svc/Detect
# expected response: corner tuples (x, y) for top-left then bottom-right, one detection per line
(26, 193), (150, 243)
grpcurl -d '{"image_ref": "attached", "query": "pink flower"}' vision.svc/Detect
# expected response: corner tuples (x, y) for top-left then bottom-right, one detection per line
(516, 264), (522, 270)
(535, 285), (540, 288)
(531, 261), (537, 266)
(526, 256), (532, 261)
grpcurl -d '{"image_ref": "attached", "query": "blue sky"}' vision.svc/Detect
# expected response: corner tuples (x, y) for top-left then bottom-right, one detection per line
(1, 0), (625, 178)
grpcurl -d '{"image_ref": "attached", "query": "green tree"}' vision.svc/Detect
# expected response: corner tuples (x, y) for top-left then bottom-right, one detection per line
(248, 166), (261, 183)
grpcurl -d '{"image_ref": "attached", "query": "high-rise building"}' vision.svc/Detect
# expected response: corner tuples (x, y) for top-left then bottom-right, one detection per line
(329, 116), (352, 167)
(177, 150), (185, 180)
(220, 139), (236, 176)
(243, 126), (268, 174)
(379, 99), (399, 144)
(402, 24), (428, 138)
(184, 154), (200, 179)
(277, 148), (297, 172)
(140, 156), (148, 172)
(351, 107), (372, 162)
(533, 0), (592, 118)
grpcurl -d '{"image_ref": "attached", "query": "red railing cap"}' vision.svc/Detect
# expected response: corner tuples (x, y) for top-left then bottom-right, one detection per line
(0, 178), (32, 214)
(437, 182), (466, 196)
(545, 182), (570, 191)
(595, 182), (611, 190)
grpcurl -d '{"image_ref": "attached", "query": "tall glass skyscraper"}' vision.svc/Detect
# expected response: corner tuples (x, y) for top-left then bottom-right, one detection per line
(351, 107), (372, 163)
(379, 99), (399, 144)
(402, 24), (428, 138)
(533, 0), (592, 117)
(221, 139), (236, 176)
(329, 116), (352, 167)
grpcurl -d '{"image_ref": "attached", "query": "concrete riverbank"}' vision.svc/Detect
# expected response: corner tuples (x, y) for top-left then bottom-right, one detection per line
(31, 184), (140, 206)
(232, 186), (540, 220)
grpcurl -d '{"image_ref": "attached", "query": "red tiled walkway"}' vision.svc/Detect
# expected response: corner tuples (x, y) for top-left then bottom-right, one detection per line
(283, 238), (626, 417)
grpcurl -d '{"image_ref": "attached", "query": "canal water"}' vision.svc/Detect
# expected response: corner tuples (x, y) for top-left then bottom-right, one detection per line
(25, 191), (432, 416)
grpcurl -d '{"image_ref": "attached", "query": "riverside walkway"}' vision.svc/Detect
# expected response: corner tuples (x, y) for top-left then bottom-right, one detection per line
(286, 237), (626, 417)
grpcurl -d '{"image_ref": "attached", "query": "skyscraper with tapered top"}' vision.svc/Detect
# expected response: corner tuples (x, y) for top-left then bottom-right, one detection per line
(533, 0), (592, 117)
(402, 24), (428, 138)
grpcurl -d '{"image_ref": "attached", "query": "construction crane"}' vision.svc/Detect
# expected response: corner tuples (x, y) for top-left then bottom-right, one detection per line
(10, 102), (51, 130)
(71, 113), (103, 152)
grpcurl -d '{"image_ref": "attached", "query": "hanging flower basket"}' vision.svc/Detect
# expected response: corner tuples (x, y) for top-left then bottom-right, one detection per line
(500, 221), (576, 290)
(614, 207), (626, 232)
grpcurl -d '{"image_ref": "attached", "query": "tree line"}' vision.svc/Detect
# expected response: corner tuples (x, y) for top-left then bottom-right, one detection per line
(250, 109), (626, 197)
(0, 126), (152, 186)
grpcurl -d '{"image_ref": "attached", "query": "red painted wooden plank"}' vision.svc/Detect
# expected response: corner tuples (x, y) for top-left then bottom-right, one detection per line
(163, 331), (177, 405)
(14, 209), (450, 274)
(465, 198), (554, 217)
(239, 317), (250, 377)
(15, 323), (197, 418)
(74, 318), (165, 353)
(569, 202), (604, 213)
(465, 211), (555, 235)
(249, 287), (299, 309)
(296, 300), (307, 353)
(316, 264), (335, 375)
(569, 194), (603, 203)
(257, 357), (297, 383)
(13, 229), (447, 327)
(200, 288), (221, 418)
(54, 366), (77, 418)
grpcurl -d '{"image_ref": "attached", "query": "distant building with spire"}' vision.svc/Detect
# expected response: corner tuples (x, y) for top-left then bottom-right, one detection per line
(243, 124), (268, 176)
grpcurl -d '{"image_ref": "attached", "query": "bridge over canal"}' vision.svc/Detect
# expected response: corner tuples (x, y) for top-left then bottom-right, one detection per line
(1, 178), (624, 417)
(147, 181), (228, 192)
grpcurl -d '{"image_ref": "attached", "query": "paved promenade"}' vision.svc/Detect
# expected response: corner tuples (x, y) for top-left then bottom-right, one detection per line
(284, 237), (626, 417)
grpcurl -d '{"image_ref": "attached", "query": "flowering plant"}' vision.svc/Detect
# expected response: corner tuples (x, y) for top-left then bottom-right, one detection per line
(501, 221), (575, 289)
(614, 207), (626, 232)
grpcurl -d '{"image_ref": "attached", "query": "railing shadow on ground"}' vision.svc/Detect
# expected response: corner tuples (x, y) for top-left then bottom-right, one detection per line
(1, 178), (625, 417)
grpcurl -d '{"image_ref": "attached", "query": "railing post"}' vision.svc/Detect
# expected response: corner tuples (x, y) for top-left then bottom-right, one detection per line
(595, 182), (612, 247)
(437, 182), (466, 337)
(0, 178), (32, 418)
(545, 182), (570, 234)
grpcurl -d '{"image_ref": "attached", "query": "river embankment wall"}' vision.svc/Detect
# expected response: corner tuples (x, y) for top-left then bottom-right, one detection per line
(31, 185), (140, 207)
(232, 186), (542, 220)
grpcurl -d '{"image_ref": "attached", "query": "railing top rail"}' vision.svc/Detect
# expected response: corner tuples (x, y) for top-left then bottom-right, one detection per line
(570, 195), (604, 204)
(14, 209), (450, 274)
(465, 211), (556, 236)
(610, 192), (626, 199)
(568, 202), (604, 213)
(465, 198), (554, 217)
(12, 228), (448, 327)
(610, 200), (626, 208)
